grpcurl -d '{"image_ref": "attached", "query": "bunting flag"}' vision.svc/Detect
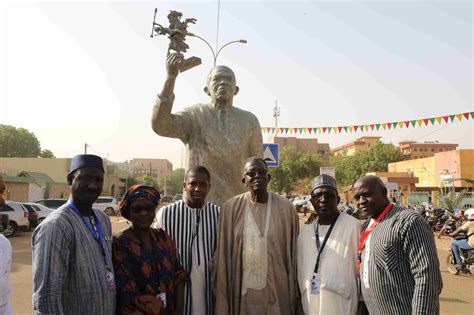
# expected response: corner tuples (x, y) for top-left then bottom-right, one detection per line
(262, 111), (473, 135)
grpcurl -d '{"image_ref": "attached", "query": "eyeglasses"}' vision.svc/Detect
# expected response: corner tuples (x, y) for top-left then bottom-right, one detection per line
(311, 192), (337, 202)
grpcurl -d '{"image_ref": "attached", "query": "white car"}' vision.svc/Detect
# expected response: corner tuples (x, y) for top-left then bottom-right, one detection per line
(23, 203), (54, 223)
(93, 197), (119, 216)
(292, 195), (313, 213)
(0, 201), (30, 237)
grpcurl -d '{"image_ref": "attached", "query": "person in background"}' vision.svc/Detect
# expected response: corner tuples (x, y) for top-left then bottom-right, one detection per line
(0, 175), (12, 315)
(450, 208), (474, 270)
(114, 185), (187, 315)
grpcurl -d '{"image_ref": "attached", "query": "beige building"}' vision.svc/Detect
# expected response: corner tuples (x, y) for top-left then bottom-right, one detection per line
(388, 149), (474, 189)
(129, 158), (173, 183)
(398, 140), (458, 159)
(271, 136), (330, 164)
(331, 136), (381, 156)
(0, 157), (127, 199)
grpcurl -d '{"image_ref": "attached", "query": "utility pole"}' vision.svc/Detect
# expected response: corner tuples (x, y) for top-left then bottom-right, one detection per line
(272, 100), (280, 129)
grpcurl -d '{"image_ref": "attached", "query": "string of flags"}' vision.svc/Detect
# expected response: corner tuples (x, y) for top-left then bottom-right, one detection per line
(261, 111), (473, 135)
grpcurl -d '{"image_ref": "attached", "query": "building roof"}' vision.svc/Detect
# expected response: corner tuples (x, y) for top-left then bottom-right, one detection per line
(0, 173), (35, 184)
(18, 171), (54, 187)
(331, 136), (381, 153)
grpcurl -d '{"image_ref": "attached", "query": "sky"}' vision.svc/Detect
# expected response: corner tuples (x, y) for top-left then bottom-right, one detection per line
(0, 0), (472, 168)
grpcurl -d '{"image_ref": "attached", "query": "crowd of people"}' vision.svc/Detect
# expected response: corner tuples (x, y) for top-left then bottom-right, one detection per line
(3, 152), (474, 314)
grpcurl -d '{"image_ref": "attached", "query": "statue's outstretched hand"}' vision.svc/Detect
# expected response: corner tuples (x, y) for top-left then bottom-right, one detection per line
(166, 53), (183, 77)
(185, 18), (197, 24)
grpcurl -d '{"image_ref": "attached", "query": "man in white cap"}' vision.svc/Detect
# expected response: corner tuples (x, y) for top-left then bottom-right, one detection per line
(32, 154), (115, 314)
(297, 174), (361, 315)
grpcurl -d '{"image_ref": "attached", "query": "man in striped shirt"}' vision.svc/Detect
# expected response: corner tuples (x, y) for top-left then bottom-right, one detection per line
(154, 166), (220, 315)
(32, 154), (116, 314)
(353, 175), (442, 315)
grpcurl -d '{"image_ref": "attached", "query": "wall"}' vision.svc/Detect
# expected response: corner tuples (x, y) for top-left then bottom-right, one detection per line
(388, 157), (437, 187)
(4, 182), (29, 202)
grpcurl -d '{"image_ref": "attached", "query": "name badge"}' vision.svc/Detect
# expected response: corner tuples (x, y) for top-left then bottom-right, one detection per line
(157, 292), (167, 308)
(106, 271), (116, 291)
(310, 273), (321, 295)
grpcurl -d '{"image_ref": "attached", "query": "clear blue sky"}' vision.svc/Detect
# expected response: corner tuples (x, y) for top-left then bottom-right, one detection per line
(0, 0), (472, 168)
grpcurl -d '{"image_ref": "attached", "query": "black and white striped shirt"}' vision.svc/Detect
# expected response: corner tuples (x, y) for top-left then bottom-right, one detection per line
(155, 200), (220, 315)
(360, 205), (443, 315)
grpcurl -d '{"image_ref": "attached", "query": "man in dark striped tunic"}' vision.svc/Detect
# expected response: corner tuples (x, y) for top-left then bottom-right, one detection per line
(353, 175), (442, 315)
(154, 166), (220, 315)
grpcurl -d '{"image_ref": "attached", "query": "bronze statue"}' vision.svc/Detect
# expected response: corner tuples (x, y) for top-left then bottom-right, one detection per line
(151, 9), (201, 72)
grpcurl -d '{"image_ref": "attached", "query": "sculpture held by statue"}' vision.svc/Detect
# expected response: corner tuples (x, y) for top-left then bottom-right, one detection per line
(151, 50), (263, 205)
(150, 9), (201, 72)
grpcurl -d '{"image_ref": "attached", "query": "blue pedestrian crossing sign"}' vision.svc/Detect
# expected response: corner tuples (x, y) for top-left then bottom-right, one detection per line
(263, 143), (279, 167)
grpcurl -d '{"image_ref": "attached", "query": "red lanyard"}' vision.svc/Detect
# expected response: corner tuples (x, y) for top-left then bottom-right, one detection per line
(357, 203), (393, 271)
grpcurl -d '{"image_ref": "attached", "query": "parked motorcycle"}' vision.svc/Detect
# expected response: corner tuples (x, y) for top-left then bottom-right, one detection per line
(447, 233), (474, 276)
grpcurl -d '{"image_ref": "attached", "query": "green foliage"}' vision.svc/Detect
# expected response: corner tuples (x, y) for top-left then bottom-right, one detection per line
(39, 149), (55, 158)
(269, 146), (321, 194)
(438, 189), (467, 213)
(141, 174), (157, 188)
(331, 141), (405, 187)
(159, 168), (185, 196)
(0, 124), (55, 158)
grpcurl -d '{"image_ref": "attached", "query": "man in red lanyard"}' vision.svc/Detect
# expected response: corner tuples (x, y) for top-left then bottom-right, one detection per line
(32, 154), (116, 314)
(353, 175), (442, 315)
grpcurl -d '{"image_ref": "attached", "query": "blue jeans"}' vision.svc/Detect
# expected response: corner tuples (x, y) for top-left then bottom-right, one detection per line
(451, 239), (472, 265)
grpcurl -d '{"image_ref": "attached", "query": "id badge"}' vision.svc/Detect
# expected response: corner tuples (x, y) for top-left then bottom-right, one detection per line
(310, 273), (321, 295)
(106, 271), (116, 291)
(157, 292), (167, 308)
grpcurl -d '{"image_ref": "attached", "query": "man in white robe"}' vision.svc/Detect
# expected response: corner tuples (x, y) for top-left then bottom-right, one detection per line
(298, 174), (360, 315)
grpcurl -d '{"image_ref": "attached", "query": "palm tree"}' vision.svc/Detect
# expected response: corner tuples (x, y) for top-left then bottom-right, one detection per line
(438, 189), (467, 213)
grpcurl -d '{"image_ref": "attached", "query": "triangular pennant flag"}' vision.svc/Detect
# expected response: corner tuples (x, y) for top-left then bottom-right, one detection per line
(364, 125), (369, 131)
(278, 128), (284, 134)
(317, 128), (322, 133)
(344, 126), (348, 132)
(313, 128), (318, 133)
(417, 120), (422, 127)
(463, 112), (470, 120)
(404, 121), (410, 128)
(456, 114), (462, 121)
(423, 118), (429, 126)
(329, 127), (334, 133)
(376, 124), (381, 130)
(410, 120), (416, 127)
(399, 121), (405, 128)
(449, 114), (455, 122)
(359, 125), (364, 131)
(442, 116), (449, 123)
(386, 123), (392, 129)
(285, 128), (289, 134)
(470, 112), (474, 119)
(308, 128), (312, 134)
(349, 126), (354, 132)
(338, 126), (343, 133)
(298, 128), (303, 134)
(293, 128), (298, 134)
(271, 128), (276, 134)
(392, 122), (397, 129)
(370, 124), (375, 130)
(354, 125), (359, 132)
(436, 117), (442, 124)
(322, 127), (327, 133)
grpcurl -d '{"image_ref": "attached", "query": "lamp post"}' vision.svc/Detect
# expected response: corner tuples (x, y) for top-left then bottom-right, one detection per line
(190, 34), (247, 66)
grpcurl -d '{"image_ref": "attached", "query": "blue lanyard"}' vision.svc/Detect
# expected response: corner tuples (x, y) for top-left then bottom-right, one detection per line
(67, 202), (110, 268)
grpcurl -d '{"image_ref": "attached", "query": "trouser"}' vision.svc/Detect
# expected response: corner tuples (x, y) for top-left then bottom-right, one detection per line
(451, 239), (472, 265)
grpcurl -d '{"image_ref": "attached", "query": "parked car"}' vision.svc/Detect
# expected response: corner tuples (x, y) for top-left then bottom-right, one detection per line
(0, 201), (31, 237)
(23, 203), (54, 223)
(292, 195), (312, 213)
(93, 197), (119, 216)
(35, 198), (68, 209)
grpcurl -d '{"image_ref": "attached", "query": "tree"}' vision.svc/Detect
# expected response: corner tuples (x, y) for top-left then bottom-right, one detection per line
(269, 146), (321, 194)
(159, 168), (185, 196)
(0, 124), (55, 158)
(438, 189), (467, 213)
(331, 141), (406, 187)
(39, 149), (55, 158)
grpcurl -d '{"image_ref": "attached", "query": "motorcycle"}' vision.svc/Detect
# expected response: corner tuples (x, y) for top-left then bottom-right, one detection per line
(447, 233), (474, 276)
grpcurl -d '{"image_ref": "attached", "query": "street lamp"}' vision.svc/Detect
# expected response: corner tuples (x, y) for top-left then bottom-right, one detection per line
(189, 34), (247, 66)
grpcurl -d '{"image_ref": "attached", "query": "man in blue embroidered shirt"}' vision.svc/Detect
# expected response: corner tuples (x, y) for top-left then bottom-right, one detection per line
(32, 154), (116, 314)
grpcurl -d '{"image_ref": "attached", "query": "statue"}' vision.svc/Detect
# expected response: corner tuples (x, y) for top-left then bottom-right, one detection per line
(151, 9), (201, 72)
(151, 52), (263, 206)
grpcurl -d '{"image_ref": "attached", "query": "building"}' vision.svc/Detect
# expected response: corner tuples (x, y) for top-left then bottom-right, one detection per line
(270, 136), (330, 164)
(331, 136), (381, 156)
(0, 157), (128, 199)
(388, 149), (474, 189)
(129, 158), (173, 183)
(365, 172), (419, 205)
(398, 140), (458, 159)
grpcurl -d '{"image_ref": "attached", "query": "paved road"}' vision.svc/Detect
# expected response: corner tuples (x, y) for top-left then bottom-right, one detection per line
(6, 216), (474, 314)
